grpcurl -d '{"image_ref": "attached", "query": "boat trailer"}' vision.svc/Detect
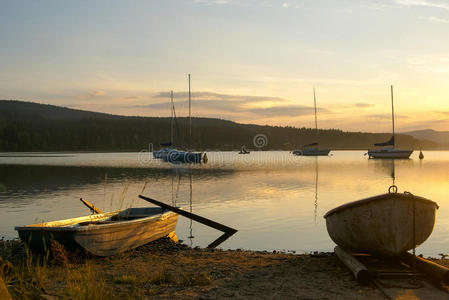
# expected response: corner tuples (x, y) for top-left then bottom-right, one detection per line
(335, 246), (449, 299)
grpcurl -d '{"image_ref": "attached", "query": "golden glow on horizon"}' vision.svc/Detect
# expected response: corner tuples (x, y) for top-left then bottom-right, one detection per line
(1, 0), (449, 132)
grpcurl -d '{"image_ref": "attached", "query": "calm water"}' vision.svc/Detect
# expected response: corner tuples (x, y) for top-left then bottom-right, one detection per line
(0, 151), (448, 256)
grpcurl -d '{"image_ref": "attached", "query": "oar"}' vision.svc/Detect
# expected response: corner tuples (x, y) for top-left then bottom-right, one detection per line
(138, 195), (237, 248)
(80, 198), (103, 214)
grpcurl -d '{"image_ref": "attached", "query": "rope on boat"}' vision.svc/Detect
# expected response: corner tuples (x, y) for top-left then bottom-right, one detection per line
(403, 191), (417, 273)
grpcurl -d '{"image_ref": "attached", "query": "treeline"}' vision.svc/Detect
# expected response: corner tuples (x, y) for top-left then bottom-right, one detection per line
(0, 100), (441, 151)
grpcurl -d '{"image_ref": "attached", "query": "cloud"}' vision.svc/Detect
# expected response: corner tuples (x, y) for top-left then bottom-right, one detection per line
(366, 3), (396, 10)
(193, 0), (230, 4)
(145, 99), (245, 112)
(153, 91), (289, 103)
(249, 105), (317, 117)
(133, 95), (326, 118)
(325, 102), (375, 110)
(394, 0), (449, 11)
(365, 113), (411, 120)
(431, 110), (449, 116)
(125, 95), (141, 99)
(418, 15), (449, 23)
(89, 90), (106, 97)
(354, 102), (375, 108)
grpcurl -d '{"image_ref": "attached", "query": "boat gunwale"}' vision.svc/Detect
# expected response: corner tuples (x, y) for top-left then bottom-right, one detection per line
(14, 209), (177, 232)
(323, 192), (439, 219)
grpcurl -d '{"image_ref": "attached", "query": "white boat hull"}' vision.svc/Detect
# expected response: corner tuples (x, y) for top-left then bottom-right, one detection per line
(15, 207), (178, 256)
(324, 192), (438, 256)
(368, 148), (413, 159)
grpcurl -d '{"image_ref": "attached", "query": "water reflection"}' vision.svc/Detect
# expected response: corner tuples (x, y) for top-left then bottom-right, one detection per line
(188, 168), (194, 246)
(0, 151), (448, 256)
(0, 164), (234, 203)
(314, 157), (319, 224)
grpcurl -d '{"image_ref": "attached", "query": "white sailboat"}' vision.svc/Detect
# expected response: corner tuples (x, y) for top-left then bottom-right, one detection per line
(367, 86), (413, 159)
(162, 74), (207, 164)
(293, 88), (331, 156)
(153, 91), (175, 160)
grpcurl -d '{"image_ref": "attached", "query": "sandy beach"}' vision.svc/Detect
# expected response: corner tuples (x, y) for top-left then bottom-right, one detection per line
(0, 237), (447, 300)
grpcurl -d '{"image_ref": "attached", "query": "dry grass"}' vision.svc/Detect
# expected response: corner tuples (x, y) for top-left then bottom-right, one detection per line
(180, 272), (212, 286)
(50, 240), (69, 266)
(4, 245), (49, 299)
(0, 239), (301, 299)
(1, 240), (113, 300)
(147, 268), (178, 285)
(114, 274), (138, 284)
(65, 262), (111, 300)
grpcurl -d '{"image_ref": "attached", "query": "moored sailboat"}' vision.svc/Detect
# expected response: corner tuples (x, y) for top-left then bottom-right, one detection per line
(293, 88), (330, 156)
(153, 90), (176, 160)
(367, 86), (413, 159)
(162, 74), (207, 164)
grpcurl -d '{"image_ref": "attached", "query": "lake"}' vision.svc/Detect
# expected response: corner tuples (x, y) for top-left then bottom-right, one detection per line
(0, 150), (448, 256)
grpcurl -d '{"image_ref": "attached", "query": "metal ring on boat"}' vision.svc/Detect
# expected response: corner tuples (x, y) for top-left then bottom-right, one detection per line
(388, 185), (398, 194)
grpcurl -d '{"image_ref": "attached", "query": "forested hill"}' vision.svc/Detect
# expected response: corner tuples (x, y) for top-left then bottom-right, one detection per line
(0, 100), (443, 151)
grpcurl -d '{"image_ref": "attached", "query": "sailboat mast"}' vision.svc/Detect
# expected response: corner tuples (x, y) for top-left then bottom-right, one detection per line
(313, 88), (318, 142)
(391, 85), (395, 147)
(170, 90), (174, 145)
(188, 74), (192, 149)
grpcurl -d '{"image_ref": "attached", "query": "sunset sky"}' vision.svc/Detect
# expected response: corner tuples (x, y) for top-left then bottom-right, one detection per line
(1, 0), (449, 132)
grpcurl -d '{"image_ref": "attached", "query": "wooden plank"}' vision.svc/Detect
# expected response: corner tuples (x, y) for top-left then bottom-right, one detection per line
(334, 246), (371, 284)
(80, 198), (103, 214)
(207, 231), (235, 249)
(138, 195), (237, 248)
(400, 252), (449, 284)
(138, 195), (237, 234)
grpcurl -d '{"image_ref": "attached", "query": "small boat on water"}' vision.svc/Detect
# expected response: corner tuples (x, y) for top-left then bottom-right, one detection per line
(238, 145), (250, 154)
(293, 88), (330, 156)
(162, 149), (207, 164)
(15, 207), (178, 256)
(367, 86), (413, 159)
(324, 189), (438, 256)
(153, 146), (172, 159)
(153, 91), (177, 160)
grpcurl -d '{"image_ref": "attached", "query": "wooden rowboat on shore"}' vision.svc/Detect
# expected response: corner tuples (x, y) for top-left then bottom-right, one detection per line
(324, 190), (439, 256)
(15, 207), (178, 256)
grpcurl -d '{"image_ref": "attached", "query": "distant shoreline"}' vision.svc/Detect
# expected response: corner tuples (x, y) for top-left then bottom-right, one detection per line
(0, 149), (448, 155)
(1, 100), (447, 152)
